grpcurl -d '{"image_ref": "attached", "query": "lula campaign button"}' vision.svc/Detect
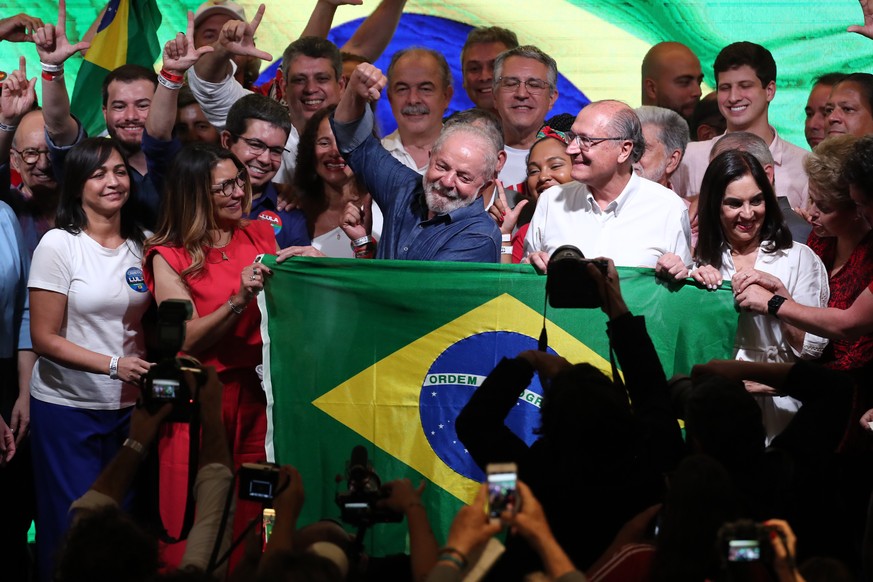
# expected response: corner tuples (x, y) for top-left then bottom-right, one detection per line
(125, 267), (148, 293)
(258, 210), (283, 235)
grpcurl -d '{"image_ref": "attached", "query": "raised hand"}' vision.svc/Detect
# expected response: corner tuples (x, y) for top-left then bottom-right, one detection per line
(217, 3), (272, 61)
(848, 0), (873, 40)
(0, 12), (44, 42)
(340, 195), (372, 242)
(33, 0), (90, 66)
(489, 181), (529, 235)
(163, 11), (215, 75)
(349, 62), (387, 102)
(0, 56), (37, 124)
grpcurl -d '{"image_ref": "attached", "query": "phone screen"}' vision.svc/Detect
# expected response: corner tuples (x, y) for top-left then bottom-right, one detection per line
(727, 539), (761, 561)
(262, 508), (276, 551)
(487, 471), (518, 518)
(151, 379), (179, 399)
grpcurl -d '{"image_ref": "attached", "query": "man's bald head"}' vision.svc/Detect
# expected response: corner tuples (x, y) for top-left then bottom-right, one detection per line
(641, 42), (704, 120)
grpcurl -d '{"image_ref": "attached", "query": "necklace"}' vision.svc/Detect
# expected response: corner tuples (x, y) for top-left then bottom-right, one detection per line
(211, 231), (232, 261)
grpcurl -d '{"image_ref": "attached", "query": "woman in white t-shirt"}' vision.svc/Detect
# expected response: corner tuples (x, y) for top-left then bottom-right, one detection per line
(27, 138), (154, 575)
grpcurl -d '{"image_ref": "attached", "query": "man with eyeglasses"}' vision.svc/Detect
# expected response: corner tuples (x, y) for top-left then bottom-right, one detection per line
(5, 110), (58, 255)
(523, 100), (692, 273)
(492, 45), (559, 195)
(221, 94), (309, 249)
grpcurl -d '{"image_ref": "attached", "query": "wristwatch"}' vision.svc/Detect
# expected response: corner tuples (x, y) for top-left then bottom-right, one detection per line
(767, 294), (787, 318)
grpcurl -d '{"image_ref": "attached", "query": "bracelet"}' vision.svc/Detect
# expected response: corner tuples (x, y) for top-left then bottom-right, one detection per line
(227, 297), (245, 315)
(501, 246), (513, 255)
(41, 70), (64, 82)
(501, 233), (511, 243)
(109, 356), (120, 379)
(438, 547), (469, 569)
(40, 61), (64, 73)
(350, 235), (372, 248)
(123, 438), (146, 457)
(437, 554), (465, 569)
(159, 68), (184, 83)
(0, 121), (17, 133)
(157, 74), (183, 91)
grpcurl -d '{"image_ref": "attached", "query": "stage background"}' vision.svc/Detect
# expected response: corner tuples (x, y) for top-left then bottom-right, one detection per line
(0, 0), (870, 147)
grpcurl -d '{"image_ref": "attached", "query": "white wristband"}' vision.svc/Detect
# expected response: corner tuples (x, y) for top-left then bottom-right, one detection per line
(40, 61), (64, 73)
(501, 233), (511, 243)
(501, 246), (513, 255)
(109, 356), (120, 379)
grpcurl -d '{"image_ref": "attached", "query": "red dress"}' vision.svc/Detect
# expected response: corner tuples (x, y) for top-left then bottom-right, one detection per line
(807, 230), (873, 451)
(143, 220), (276, 566)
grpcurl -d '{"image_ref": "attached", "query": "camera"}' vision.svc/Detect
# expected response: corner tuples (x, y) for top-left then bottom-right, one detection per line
(142, 300), (206, 422)
(335, 446), (403, 527)
(717, 519), (785, 564)
(546, 245), (609, 308)
(239, 462), (281, 502)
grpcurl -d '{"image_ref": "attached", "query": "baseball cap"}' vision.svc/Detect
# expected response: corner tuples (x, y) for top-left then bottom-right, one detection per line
(193, 0), (247, 28)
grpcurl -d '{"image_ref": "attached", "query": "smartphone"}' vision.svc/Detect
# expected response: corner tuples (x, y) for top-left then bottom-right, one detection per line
(486, 462), (518, 523)
(262, 508), (276, 551)
(727, 539), (761, 562)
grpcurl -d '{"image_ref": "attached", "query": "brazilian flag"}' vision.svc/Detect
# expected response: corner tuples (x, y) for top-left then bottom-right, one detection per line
(70, 0), (162, 137)
(259, 258), (737, 554)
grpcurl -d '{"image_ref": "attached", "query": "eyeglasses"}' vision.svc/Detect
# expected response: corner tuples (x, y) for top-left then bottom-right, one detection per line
(496, 76), (551, 95)
(12, 147), (50, 165)
(211, 170), (247, 197)
(231, 134), (289, 160)
(566, 133), (626, 151)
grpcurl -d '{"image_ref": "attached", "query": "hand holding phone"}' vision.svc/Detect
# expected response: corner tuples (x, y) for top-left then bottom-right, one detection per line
(486, 462), (519, 524)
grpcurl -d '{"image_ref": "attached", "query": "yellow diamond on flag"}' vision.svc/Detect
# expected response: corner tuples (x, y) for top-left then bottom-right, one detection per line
(312, 293), (613, 504)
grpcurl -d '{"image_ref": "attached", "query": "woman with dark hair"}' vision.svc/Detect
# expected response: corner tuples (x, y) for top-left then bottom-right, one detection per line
(693, 150), (829, 443)
(293, 106), (380, 258)
(28, 137), (154, 575)
(143, 142), (276, 557)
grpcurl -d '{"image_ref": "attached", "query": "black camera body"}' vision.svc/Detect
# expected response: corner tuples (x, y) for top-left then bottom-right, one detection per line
(239, 462), (282, 502)
(142, 300), (205, 423)
(336, 446), (403, 527)
(546, 245), (608, 308)
(717, 519), (786, 564)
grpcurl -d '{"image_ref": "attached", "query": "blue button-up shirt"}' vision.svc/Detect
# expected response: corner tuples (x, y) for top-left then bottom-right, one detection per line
(331, 108), (500, 263)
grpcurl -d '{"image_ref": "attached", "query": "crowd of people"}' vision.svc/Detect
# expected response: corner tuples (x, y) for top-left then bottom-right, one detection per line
(3, 0), (873, 580)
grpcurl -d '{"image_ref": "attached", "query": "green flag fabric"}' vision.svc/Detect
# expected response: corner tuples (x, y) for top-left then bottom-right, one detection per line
(70, 0), (162, 137)
(259, 258), (738, 554)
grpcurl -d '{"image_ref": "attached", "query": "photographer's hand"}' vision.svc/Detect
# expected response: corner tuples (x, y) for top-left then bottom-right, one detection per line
(502, 481), (576, 580)
(517, 350), (572, 381)
(381, 479), (439, 581)
(262, 465), (305, 559)
(763, 519), (806, 582)
(587, 258), (629, 319)
(440, 484), (502, 569)
(88, 403), (172, 505)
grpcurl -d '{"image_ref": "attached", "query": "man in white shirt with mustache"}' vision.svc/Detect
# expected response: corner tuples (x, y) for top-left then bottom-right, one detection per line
(382, 48), (453, 174)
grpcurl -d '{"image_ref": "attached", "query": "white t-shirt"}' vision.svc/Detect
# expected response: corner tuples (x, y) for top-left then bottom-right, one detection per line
(28, 229), (151, 409)
(498, 145), (530, 193)
(523, 173), (693, 267)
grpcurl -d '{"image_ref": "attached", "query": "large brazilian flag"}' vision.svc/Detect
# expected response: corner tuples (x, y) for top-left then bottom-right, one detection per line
(70, 0), (162, 137)
(258, 258), (737, 555)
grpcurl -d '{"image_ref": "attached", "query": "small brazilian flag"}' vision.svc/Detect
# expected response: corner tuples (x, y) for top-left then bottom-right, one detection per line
(258, 258), (737, 554)
(70, 0), (162, 137)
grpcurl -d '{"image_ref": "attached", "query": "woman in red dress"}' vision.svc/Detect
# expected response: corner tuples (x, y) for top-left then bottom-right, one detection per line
(143, 143), (276, 559)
